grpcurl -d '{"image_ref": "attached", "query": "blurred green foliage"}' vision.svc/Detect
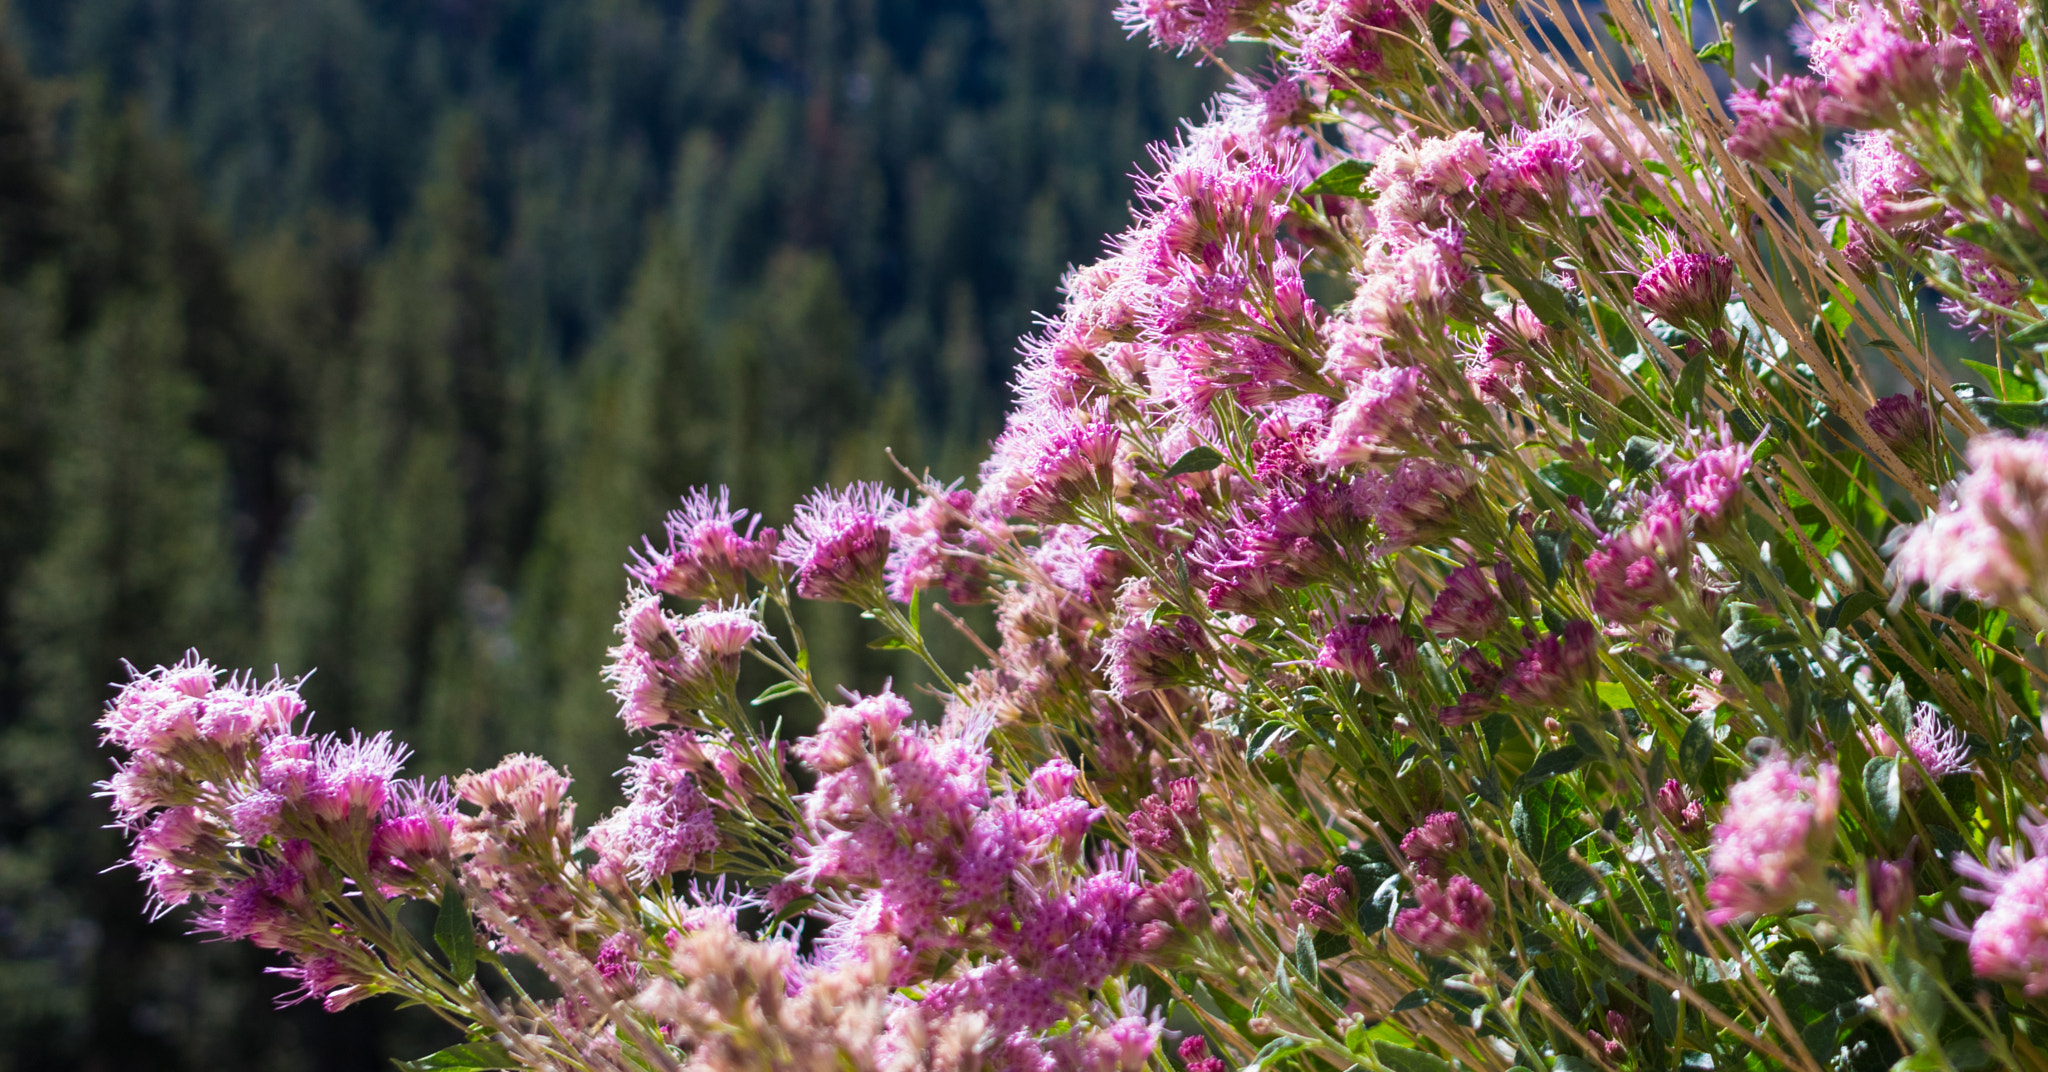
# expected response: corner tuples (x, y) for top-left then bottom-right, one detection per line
(0, 3), (1224, 1069)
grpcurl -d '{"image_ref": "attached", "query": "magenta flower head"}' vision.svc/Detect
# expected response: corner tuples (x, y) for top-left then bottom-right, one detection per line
(1503, 620), (1598, 705)
(776, 482), (902, 604)
(1116, 0), (1260, 53)
(1724, 76), (1826, 167)
(603, 595), (757, 729)
(1866, 702), (1974, 791)
(1127, 778), (1203, 855)
(1938, 819), (2048, 994)
(1817, 12), (1963, 128)
(1315, 365), (1431, 464)
(1891, 433), (2048, 609)
(1665, 431), (1755, 537)
(1394, 874), (1494, 955)
(1401, 811), (1468, 876)
(628, 486), (776, 602)
(587, 741), (721, 889)
(1704, 752), (1841, 925)
(1179, 1037), (1228, 1072)
(305, 732), (410, 826)
(1291, 866), (1357, 932)
(1103, 612), (1210, 697)
(368, 777), (457, 885)
(1316, 615), (1415, 691)
(99, 655), (305, 761)
(1633, 248), (1735, 333)
(887, 487), (995, 605)
(1584, 496), (1690, 625)
(1424, 563), (1505, 641)
(1655, 779), (1707, 834)
(1865, 391), (1934, 458)
(989, 406), (1122, 523)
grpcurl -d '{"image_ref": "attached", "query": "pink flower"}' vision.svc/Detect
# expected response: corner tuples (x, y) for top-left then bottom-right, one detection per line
(1817, 12), (1962, 128)
(1291, 866), (1357, 932)
(1102, 613), (1209, 696)
(1938, 820), (2048, 994)
(979, 404), (1121, 523)
(1724, 77), (1825, 167)
(1704, 753), (1841, 925)
(1584, 496), (1689, 625)
(1393, 874), (1494, 955)
(1866, 703), (1974, 791)
(1891, 433), (2048, 608)
(1115, 0), (1260, 52)
(587, 736), (722, 888)
(1126, 778), (1202, 855)
(602, 596), (758, 728)
(1664, 434), (1754, 537)
(1297, 0), (1432, 78)
(1400, 812), (1468, 875)
(1865, 391), (1933, 454)
(777, 483), (902, 603)
(1633, 250), (1734, 332)
(1316, 366), (1431, 464)
(1502, 620), (1598, 704)
(1655, 779), (1706, 834)
(627, 486), (776, 601)
(1179, 1037), (1227, 1072)
(1315, 614), (1415, 690)
(887, 487), (996, 605)
(1423, 563), (1506, 641)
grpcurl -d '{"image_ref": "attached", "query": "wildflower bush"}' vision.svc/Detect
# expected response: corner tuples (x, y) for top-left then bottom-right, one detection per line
(94, 0), (2048, 1067)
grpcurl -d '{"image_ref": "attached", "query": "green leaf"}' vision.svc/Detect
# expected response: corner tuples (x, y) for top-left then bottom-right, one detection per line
(1965, 359), (2042, 402)
(1679, 713), (1717, 783)
(2007, 319), (2048, 347)
(1674, 348), (1711, 414)
(1533, 529), (1570, 588)
(1503, 271), (1573, 328)
(1864, 756), (1901, 835)
(1537, 460), (1606, 509)
(1595, 681), (1634, 710)
(1695, 40), (1734, 65)
(1371, 1041), (1452, 1072)
(1301, 159), (1375, 198)
(1244, 1035), (1312, 1072)
(1513, 779), (1592, 898)
(1821, 591), (1882, 630)
(1164, 445), (1226, 478)
(750, 680), (806, 706)
(396, 1041), (514, 1072)
(1820, 298), (1853, 334)
(1512, 743), (1589, 796)
(1389, 988), (1433, 1012)
(1292, 925), (1319, 983)
(1621, 435), (1666, 474)
(867, 635), (912, 650)
(1880, 676), (1913, 729)
(434, 885), (477, 986)
(1966, 394), (2048, 433)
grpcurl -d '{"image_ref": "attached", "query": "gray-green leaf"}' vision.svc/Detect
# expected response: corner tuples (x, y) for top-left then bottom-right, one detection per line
(396, 1041), (515, 1072)
(434, 884), (477, 985)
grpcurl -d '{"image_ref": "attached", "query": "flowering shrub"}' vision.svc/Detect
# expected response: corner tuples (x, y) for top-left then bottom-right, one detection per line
(96, 0), (2048, 1069)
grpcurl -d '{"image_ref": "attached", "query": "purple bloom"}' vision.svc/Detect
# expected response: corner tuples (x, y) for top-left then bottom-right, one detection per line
(1115, 0), (1260, 53)
(627, 487), (776, 601)
(777, 483), (902, 603)
(1400, 812), (1468, 878)
(1585, 496), (1689, 625)
(887, 487), (996, 605)
(1126, 778), (1202, 855)
(1865, 391), (1933, 455)
(603, 596), (758, 729)
(1665, 436), (1754, 537)
(1892, 433), (2048, 608)
(1867, 854), (1914, 922)
(1503, 620), (1598, 705)
(1424, 563), (1506, 641)
(1655, 779), (1706, 834)
(1868, 703), (1974, 791)
(979, 404), (1121, 523)
(1725, 77), (1826, 167)
(1291, 866), (1357, 932)
(1704, 753), (1841, 925)
(1315, 614), (1415, 691)
(1633, 250), (1734, 332)
(1297, 0), (1432, 78)
(1180, 1037), (1227, 1072)
(1102, 613), (1209, 697)
(1360, 458), (1475, 547)
(1938, 239), (2026, 338)
(1393, 874), (1494, 955)
(1938, 820), (2048, 994)
(587, 734), (722, 888)
(1316, 365), (1431, 464)
(1817, 12), (1962, 128)
(305, 732), (409, 825)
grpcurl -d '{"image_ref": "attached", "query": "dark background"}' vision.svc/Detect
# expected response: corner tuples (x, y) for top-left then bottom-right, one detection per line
(0, 2), (1224, 1068)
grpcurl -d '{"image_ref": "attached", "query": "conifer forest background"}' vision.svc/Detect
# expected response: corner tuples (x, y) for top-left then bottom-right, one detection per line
(0, 3), (1226, 1069)
(0, 1), (1986, 1070)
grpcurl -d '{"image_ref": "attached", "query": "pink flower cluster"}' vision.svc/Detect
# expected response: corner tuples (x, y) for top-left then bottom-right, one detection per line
(1892, 433), (2048, 610)
(1704, 753), (1841, 925)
